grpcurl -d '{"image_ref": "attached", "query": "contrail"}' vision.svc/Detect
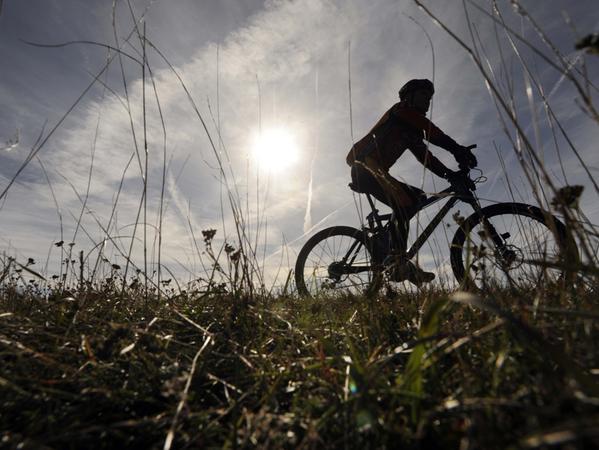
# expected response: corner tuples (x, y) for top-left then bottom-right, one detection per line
(266, 199), (353, 262)
(303, 161), (313, 232)
(303, 67), (319, 232)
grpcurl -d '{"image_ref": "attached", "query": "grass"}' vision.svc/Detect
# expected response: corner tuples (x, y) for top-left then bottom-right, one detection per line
(1, 279), (598, 449)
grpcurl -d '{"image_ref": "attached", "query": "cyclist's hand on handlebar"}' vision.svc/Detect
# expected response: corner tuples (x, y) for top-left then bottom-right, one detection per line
(455, 144), (477, 169)
(458, 160), (474, 171)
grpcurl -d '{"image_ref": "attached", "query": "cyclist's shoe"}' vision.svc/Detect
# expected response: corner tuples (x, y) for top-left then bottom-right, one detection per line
(390, 261), (435, 286)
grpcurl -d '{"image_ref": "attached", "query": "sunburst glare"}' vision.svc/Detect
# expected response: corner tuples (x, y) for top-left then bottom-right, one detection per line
(252, 128), (299, 172)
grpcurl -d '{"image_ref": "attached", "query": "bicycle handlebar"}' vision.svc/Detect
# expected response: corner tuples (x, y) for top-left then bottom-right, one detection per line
(454, 144), (478, 191)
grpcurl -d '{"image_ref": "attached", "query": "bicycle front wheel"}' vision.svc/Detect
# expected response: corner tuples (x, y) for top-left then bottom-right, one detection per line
(295, 226), (381, 297)
(450, 202), (575, 289)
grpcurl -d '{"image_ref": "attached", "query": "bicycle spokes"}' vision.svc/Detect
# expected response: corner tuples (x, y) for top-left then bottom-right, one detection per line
(463, 213), (563, 289)
(299, 231), (377, 296)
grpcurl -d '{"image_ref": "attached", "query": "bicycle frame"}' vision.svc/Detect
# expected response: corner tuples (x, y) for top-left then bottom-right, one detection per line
(406, 191), (463, 259)
(363, 183), (486, 261)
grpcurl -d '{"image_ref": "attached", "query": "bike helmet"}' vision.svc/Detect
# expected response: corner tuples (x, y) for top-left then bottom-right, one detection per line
(399, 79), (434, 100)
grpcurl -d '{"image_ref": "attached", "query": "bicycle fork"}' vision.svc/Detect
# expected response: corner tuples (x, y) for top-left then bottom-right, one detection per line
(467, 198), (516, 266)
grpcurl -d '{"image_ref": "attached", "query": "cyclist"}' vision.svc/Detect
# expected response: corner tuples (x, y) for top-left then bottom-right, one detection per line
(346, 78), (477, 285)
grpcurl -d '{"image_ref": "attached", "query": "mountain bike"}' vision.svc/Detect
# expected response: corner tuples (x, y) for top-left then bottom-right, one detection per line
(295, 163), (577, 297)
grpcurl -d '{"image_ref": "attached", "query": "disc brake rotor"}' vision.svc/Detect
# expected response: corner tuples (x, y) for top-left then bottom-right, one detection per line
(494, 244), (523, 270)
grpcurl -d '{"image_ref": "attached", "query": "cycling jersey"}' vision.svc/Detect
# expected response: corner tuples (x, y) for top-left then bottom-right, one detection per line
(346, 102), (463, 178)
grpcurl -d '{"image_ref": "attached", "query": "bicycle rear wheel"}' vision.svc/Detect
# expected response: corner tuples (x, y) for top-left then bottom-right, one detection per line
(295, 226), (381, 297)
(450, 203), (576, 289)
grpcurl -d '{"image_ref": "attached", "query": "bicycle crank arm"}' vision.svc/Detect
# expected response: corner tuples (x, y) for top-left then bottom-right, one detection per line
(328, 262), (373, 277)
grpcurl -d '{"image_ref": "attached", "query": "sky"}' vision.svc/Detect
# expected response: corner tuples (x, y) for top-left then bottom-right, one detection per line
(0, 0), (597, 289)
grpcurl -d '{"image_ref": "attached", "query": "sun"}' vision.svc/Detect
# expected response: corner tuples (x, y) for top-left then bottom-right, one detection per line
(252, 128), (299, 172)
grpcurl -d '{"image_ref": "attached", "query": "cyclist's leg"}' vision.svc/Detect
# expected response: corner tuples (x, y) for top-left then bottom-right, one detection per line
(378, 174), (422, 255)
(351, 164), (434, 284)
(380, 177), (435, 283)
(351, 162), (419, 254)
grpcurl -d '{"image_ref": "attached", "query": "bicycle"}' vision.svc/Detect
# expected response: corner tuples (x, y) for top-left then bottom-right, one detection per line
(295, 158), (577, 297)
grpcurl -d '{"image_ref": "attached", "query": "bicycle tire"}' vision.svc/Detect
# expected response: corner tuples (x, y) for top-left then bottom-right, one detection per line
(295, 226), (381, 297)
(450, 202), (576, 289)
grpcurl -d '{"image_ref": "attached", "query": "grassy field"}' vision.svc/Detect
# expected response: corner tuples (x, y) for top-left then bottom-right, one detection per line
(2, 280), (598, 449)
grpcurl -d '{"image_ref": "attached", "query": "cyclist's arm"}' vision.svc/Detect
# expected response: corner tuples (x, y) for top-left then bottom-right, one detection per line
(394, 108), (463, 155)
(408, 139), (451, 179)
